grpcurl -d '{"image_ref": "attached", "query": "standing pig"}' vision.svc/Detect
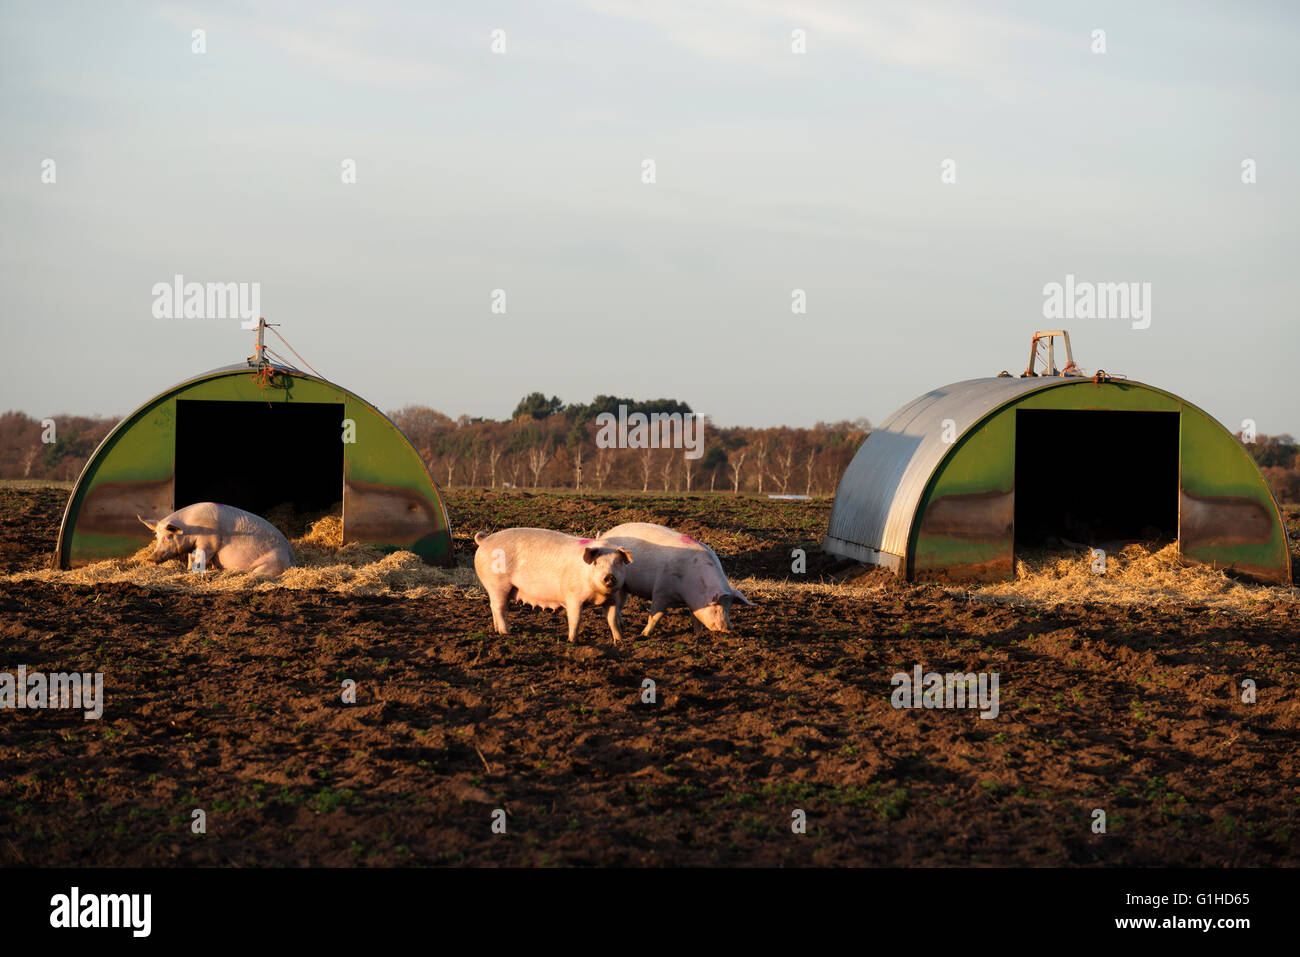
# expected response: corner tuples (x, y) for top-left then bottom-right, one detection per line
(600, 522), (752, 635)
(137, 502), (295, 576)
(473, 528), (632, 643)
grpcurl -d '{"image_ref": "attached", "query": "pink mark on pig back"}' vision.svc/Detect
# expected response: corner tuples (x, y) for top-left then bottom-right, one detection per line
(680, 534), (697, 544)
(579, 538), (593, 545)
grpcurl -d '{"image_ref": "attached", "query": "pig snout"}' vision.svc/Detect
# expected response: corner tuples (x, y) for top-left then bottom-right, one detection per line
(141, 518), (188, 564)
(692, 601), (732, 633)
(592, 563), (625, 594)
(151, 535), (192, 564)
(583, 545), (631, 595)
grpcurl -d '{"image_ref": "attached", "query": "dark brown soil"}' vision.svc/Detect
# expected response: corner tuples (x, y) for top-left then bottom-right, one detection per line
(1, 486), (1297, 866)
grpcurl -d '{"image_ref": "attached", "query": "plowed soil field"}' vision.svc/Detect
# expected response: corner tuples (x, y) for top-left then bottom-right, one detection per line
(1, 485), (1297, 866)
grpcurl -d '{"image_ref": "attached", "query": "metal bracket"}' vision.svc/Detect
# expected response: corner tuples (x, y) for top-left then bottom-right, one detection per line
(245, 317), (280, 368)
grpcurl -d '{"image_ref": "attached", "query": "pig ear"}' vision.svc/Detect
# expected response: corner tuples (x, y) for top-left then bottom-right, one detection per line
(617, 549), (633, 565)
(582, 546), (599, 565)
(164, 523), (183, 534)
(137, 515), (157, 533)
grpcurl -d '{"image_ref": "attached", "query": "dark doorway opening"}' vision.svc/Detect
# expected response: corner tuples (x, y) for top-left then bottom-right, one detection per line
(1014, 409), (1179, 547)
(174, 400), (344, 518)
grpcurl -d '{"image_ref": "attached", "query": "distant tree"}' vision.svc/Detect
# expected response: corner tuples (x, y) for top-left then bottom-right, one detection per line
(729, 449), (747, 494)
(566, 420), (589, 490)
(43, 431), (93, 472)
(1263, 466), (1300, 504)
(569, 395), (693, 425)
(639, 447), (653, 492)
(592, 447), (614, 490)
(389, 406), (454, 452)
(768, 431), (798, 494)
(468, 438), (484, 486)
(527, 439), (553, 487)
(751, 432), (772, 495)
(803, 444), (819, 496)
(512, 392), (564, 421)
(1241, 433), (1298, 470)
(504, 453), (522, 487)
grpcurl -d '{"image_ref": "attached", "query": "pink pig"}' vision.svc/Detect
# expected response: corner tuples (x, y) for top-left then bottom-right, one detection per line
(600, 522), (752, 635)
(137, 502), (295, 576)
(473, 528), (633, 643)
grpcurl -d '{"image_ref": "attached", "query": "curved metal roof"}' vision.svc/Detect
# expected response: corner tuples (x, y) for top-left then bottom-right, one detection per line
(823, 376), (1086, 564)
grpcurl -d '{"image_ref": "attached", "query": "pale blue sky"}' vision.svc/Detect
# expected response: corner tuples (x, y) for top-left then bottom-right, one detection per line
(2, 0), (1296, 432)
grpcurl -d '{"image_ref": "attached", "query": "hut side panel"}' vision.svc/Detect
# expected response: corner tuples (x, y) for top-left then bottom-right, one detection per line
(1178, 410), (1290, 584)
(909, 408), (1015, 581)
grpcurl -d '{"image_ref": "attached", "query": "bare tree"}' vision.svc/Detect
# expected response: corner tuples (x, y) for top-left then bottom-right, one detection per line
(443, 456), (456, 487)
(573, 443), (584, 491)
(592, 447), (614, 490)
(527, 441), (552, 487)
(769, 441), (796, 494)
(487, 443), (503, 488)
(729, 449), (747, 493)
(469, 441), (484, 486)
(640, 447), (654, 492)
(682, 453), (697, 492)
(803, 445), (819, 496)
(753, 434), (770, 495)
(659, 451), (674, 491)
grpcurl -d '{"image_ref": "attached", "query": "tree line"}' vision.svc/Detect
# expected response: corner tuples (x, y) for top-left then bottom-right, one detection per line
(1, 401), (1298, 505)
(389, 393), (872, 495)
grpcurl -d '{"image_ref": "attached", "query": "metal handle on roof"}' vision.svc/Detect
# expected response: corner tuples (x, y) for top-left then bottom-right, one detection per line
(1022, 330), (1081, 378)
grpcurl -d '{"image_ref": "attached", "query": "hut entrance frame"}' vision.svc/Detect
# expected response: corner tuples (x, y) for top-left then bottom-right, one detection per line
(174, 399), (345, 517)
(1012, 408), (1180, 549)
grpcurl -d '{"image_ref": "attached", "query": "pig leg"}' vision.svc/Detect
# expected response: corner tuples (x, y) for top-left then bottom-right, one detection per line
(565, 601), (584, 643)
(486, 586), (511, 634)
(642, 593), (670, 637)
(606, 597), (624, 642)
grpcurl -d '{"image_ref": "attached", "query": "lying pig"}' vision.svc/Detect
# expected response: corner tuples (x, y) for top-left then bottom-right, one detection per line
(473, 528), (632, 643)
(600, 522), (752, 635)
(137, 502), (295, 576)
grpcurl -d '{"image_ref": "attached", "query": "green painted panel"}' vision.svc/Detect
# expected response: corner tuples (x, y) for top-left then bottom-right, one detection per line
(910, 410), (1014, 577)
(1178, 408), (1289, 577)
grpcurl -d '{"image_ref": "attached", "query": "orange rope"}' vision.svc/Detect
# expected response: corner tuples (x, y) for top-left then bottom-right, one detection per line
(250, 363), (278, 407)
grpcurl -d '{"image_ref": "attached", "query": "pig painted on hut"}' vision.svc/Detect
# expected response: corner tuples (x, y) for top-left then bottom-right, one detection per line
(138, 502), (295, 576)
(600, 522), (752, 635)
(473, 528), (632, 643)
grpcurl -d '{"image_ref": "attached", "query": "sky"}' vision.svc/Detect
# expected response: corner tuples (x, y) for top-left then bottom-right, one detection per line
(1, 0), (1297, 433)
